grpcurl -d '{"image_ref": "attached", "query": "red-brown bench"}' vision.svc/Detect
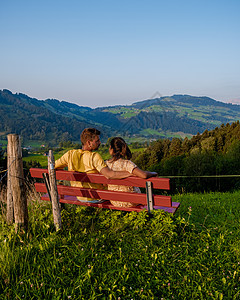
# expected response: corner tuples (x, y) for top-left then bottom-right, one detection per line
(30, 168), (180, 214)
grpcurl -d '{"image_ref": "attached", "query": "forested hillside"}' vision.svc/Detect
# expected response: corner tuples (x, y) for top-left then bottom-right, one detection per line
(133, 121), (240, 193)
(0, 90), (111, 144)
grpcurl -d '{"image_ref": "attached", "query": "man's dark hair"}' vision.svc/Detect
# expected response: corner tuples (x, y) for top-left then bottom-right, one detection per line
(81, 128), (101, 145)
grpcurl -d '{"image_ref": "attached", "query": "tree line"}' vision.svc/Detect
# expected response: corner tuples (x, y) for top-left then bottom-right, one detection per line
(133, 121), (240, 193)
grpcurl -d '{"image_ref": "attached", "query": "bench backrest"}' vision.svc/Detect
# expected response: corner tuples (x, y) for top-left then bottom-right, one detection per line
(30, 168), (170, 189)
(30, 168), (179, 213)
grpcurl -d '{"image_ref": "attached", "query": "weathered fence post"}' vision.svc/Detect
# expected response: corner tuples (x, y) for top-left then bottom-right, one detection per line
(7, 154), (14, 224)
(7, 134), (28, 231)
(48, 150), (62, 231)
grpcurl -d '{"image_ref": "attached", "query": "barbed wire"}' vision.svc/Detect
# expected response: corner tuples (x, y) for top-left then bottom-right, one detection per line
(0, 169), (8, 183)
(0, 158), (16, 183)
(162, 175), (240, 178)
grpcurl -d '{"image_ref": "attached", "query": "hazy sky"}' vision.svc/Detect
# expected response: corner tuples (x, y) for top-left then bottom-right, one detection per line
(1, 0), (240, 107)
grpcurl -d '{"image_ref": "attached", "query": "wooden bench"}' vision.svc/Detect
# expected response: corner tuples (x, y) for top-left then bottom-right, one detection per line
(30, 168), (180, 214)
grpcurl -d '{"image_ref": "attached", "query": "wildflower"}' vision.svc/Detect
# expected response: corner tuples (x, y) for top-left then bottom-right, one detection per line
(102, 245), (105, 248)
(88, 265), (91, 268)
(30, 284), (33, 288)
(20, 282), (23, 285)
(81, 248), (84, 251)
(130, 287), (132, 290)
(58, 253), (61, 256)
(135, 264), (138, 266)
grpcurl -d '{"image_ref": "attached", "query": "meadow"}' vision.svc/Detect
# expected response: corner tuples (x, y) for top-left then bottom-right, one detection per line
(0, 184), (240, 299)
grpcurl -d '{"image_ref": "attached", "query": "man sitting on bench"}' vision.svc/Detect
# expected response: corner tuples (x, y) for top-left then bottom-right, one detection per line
(55, 128), (131, 203)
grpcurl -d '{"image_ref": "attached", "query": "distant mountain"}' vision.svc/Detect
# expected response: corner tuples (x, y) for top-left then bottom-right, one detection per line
(98, 94), (240, 139)
(0, 89), (113, 144)
(1, 89), (240, 144)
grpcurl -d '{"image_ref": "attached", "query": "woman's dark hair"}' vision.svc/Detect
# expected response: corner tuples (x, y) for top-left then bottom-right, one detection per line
(110, 137), (132, 161)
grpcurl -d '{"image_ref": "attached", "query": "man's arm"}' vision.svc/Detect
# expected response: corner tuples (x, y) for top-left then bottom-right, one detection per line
(55, 152), (69, 169)
(100, 167), (131, 180)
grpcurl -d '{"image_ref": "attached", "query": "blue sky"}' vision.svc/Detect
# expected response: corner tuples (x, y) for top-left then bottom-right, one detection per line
(1, 0), (240, 107)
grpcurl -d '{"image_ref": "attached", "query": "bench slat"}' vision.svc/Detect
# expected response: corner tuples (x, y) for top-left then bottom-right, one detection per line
(39, 194), (180, 213)
(30, 168), (170, 190)
(34, 183), (172, 207)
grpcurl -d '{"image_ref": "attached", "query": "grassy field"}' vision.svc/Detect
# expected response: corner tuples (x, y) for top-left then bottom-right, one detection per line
(0, 187), (240, 299)
(23, 151), (67, 169)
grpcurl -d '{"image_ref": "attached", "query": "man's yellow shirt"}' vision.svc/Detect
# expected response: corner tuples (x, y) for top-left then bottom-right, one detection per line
(55, 149), (107, 200)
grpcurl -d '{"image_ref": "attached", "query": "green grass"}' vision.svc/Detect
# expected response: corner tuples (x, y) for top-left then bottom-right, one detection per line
(0, 140), (7, 150)
(0, 140), (7, 145)
(23, 154), (48, 168)
(139, 129), (193, 140)
(140, 128), (163, 136)
(22, 141), (47, 148)
(0, 189), (240, 299)
(23, 153), (64, 169)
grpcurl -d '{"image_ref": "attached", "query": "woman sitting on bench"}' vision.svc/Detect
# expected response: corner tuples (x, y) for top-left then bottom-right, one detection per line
(106, 137), (157, 207)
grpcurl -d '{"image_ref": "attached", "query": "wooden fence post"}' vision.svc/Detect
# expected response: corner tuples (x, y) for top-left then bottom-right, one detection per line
(7, 148), (14, 224)
(7, 134), (28, 231)
(48, 150), (62, 231)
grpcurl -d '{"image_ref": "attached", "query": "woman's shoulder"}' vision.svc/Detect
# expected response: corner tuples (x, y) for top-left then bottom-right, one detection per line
(119, 159), (138, 172)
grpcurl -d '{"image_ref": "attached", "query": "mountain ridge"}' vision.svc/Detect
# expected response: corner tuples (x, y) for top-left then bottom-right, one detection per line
(1, 89), (240, 144)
